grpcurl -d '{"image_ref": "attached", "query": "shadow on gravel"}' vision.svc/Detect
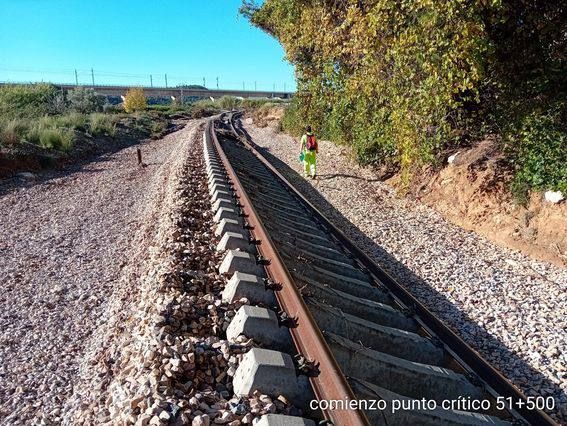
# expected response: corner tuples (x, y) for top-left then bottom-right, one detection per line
(237, 124), (566, 422)
(0, 122), (186, 198)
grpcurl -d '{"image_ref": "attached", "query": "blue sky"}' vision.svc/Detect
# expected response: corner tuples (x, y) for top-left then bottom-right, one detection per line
(0, 0), (296, 91)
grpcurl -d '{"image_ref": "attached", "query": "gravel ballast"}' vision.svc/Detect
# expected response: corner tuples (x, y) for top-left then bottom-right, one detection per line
(241, 120), (567, 423)
(0, 121), (200, 424)
(66, 122), (299, 425)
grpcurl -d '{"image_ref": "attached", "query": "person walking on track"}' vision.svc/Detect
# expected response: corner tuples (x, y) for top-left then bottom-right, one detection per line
(299, 126), (318, 179)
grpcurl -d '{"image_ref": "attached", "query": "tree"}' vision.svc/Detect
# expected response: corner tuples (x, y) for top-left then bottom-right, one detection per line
(123, 88), (147, 113)
(243, 0), (566, 195)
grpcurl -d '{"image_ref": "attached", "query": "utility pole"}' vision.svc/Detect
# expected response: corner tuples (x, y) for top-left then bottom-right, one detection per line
(203, 77), (206, 87)
(284, 82), (286, 92)
(150, 74), (153, 87)
(74, 69), (78, 85)
(165, 74), (168, 88)
(216, 77), (219, 90)
(254, 81), (257, 91)
(91, 68), (95, 87)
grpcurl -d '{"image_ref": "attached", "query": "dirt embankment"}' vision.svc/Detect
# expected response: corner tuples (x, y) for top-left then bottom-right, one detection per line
(247, 105), (285, 128)
(393, 138), (566, 267)
(0, 114), (182, 180)
(251, 108), (566, 267)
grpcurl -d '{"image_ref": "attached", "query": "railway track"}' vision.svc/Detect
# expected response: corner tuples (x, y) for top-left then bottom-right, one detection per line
(204, 113), (557, 425)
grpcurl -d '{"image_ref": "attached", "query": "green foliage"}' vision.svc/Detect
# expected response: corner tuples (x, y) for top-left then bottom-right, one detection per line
(89, 113), (117, 136)
(103, 103), (123, 114)
(147, 104), (172, 112)
(68, 87), (105, 114)
(151, 120), (167, 136)
(242, 98), (286, 110)
(51, 112), (88, 131)
(190, 99), (221, 118)
(38, 128), (74, 151)
(1, 112), (117, 150)
(0, 84), (61, 119)
(50, 91), (69, 115)
(511, 109), (567, 200)
(0, 119), (29, 145)
(218, 96), (242, 110)
(280, 98), (302, 136)
(245, 0), (566, 194)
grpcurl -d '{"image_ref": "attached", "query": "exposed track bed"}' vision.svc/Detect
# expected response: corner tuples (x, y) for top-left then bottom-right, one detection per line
(207, 114), (557, 425)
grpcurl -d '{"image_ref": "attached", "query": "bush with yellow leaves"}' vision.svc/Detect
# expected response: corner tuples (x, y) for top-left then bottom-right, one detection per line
(123, 88), (147, 113)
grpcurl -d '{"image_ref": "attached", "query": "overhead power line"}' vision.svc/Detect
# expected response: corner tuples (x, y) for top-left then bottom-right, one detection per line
(0, 65), (296, 92)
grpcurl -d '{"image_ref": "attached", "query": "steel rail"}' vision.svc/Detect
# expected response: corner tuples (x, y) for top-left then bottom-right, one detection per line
(208, 118), (369, 426)
(228, 112), (558, 426)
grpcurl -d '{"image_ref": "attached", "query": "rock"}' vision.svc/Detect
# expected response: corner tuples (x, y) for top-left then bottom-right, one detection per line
(136, 414), (152, 426)
(214, 410), (234, 424)
(16, 172), (37, 181)
(149, 415), (162, 426)
(130, 395), (145, 410)
(193, 414), (210, 426)
(447, 152), (459, 164)
(544, 190), (564, 204)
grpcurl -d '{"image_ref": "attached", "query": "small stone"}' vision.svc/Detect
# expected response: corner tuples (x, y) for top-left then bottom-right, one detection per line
(214, 410), (233, 424)
(447, 152), (459, 164)
(16, 172), (37, 180)
(136, 414), (152, 426)
(130, 395), (145, 409)
(159, 408), (172, 421)
(193, 414), (210, 426)
(544, 190), (564, 204)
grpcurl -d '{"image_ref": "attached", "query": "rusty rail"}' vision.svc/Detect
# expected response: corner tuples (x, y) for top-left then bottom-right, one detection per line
(227, 112), (558, 426)
(208, 118), (368, 425)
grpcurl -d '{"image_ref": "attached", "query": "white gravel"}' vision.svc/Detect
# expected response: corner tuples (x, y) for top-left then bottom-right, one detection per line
(63, 122), (298, 425)
(0, 120), (200, 425)
(242, 120), (567, 423)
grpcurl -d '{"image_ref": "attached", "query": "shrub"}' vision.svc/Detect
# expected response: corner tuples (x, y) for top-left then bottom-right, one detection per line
(244, 0), (566, 194)
(151, 120), (167, 136)
(0, 84), (59, 119)
(242, 98), (285, 110)
(218, 96), (242, 110)
(511, 109), (567, 201)
(24, 114), (83, 149)
(68, 87), (105, 114)
(147, 104), (172, 112)
(0, 119), (29, 145)
(281, 98), (302, 136)
(123, 88), (147, 113)
(190, 99), (221, 118)
(103, 102), (123, 114)
(52, 112), (88, 131)
(89, 113), (117, 136)
(49, 91), (69, 115)
(25, 124), (42, 145)
(38, 128), (73, 151)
